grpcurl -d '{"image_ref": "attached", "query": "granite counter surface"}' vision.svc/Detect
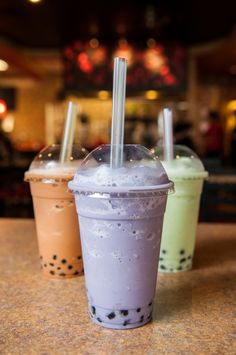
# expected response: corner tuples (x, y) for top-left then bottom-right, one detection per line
(0, 219), (235, 354)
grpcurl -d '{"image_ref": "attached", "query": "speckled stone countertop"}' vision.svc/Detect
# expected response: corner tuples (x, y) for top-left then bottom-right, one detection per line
(0, 219), (235, 354)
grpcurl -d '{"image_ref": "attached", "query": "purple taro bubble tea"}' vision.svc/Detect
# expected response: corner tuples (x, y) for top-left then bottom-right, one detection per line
(69, 144), (173, 329)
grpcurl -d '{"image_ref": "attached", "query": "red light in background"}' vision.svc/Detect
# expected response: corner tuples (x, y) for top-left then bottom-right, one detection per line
(0, 99), (7, 117)
(164, 74), (176, 85)
(77, 53), (93, 73)
(160, 65), (170, 76)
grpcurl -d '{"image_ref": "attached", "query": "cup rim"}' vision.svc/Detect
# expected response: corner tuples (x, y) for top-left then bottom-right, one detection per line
(68, 180), (174, 195)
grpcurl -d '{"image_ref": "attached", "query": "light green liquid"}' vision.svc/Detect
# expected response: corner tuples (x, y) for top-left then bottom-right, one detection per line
(158, 177), (204, 272)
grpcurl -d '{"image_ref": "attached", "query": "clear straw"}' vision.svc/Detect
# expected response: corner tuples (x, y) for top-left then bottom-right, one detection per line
(59, 101), (78, 163)
(163, 108), (174, 161)
(110, 57), (127, 169)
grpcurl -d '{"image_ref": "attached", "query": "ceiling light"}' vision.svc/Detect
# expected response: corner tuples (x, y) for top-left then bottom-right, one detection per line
(1, 114), (15, 133)
(0, 59), (9, 71)
(0, 100), (7, 116)
(97, 91), (110, 100)
(28, 0), (42, 3)
(226, 100), (236, 111)
(145, 90), (159, 100)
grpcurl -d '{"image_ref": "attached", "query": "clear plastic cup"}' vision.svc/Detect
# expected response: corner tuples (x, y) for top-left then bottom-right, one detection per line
(24, 144), (87, 278)
(69, 144), (173, 329)
(152, 145), (208, 272)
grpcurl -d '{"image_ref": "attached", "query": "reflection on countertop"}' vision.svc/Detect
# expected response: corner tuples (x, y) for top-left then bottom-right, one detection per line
(0, 219), (235, 354)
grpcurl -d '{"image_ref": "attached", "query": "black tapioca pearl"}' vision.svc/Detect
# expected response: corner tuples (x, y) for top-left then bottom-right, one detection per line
(73, 271), (79, 276)
(107, 312), (115, 319)
(97, 317), (102, 323)
(180, 249), (185, 255)
(61, 259), (67, 264)
(44, 264), (47, 267)
(123, 320), (130, 326)
(132, 230), (136, 234)
(120, 310), (129, 316)
(187, 255), (192, 260)
(82, 268), (84, 273)
(49, 262), (54, 267)
(52, 255), (57, 260)
(148, 301), (152, 307)
(68, 265), (73, 270)
(91, 306), (96, 315)
(50, 270), (55, 275)
(77, 256), (82, 260)
(177, 266), (182, 271)
(59, 272), (66, 277)
(160, 264), (166, 270)
(162, 249), (167, 254)
(139, 315), (144, 322)
(180, 258), (186, 263)
(147, 313), (152, 319)
(136, 308), (141, 313)
(57, 267), (61, 270)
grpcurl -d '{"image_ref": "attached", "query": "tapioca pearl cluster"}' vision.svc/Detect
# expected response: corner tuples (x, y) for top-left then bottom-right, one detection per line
(89, 301), (153, 326)
(40, 254), (83, 277)
(53, 199), (75, 211)
(159, 249), (192, 272)
(67, 200), (74, 207)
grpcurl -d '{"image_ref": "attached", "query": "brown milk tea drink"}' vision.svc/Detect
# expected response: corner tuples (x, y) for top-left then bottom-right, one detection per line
(69, 144), (173, 329)
(24, 144), (87, 278)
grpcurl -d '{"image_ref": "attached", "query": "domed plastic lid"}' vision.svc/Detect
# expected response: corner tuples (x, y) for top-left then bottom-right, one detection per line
(152, 145), (208, 179)
(24, 144), (88, 182)
(69, 144), (174, 195)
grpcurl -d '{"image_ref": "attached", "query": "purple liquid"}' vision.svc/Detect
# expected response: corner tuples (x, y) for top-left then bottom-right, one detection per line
(75, 191), (167, 329)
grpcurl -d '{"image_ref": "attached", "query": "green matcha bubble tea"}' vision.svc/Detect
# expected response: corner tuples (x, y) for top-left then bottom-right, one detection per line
(153, 145), (208, 272)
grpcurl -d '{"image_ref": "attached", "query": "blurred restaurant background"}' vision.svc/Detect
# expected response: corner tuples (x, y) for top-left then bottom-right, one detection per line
(0, 0), (235, 221)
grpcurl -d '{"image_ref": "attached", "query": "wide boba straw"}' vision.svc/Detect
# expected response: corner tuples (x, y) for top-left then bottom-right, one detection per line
(69, 58), (173, 329)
